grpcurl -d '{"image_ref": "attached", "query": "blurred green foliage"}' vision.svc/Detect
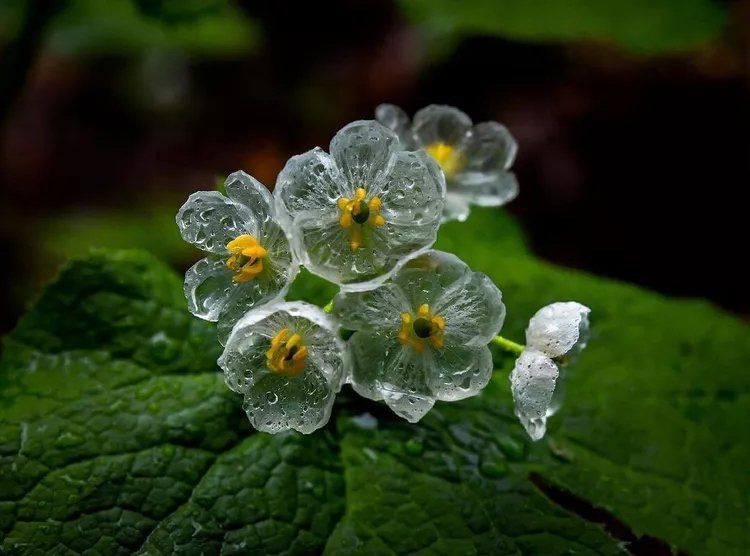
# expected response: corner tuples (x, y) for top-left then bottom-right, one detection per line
(0, 0), (258, 56)
(399, 0), (726, 53)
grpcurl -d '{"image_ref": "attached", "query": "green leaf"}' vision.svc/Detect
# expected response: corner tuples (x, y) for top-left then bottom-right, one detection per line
(2, 210), (749, 554)
(399, 0), (726, 54)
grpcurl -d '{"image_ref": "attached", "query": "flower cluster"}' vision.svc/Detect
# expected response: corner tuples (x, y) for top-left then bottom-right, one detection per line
(376, 104), (519, 222)
(176, 106), (591, 438)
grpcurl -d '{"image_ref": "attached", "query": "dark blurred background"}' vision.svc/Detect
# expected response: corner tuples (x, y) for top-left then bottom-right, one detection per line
(1, 0), (748, 335)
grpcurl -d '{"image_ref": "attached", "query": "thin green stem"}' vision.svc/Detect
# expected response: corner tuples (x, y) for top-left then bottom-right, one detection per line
(492, 335), (525, 356)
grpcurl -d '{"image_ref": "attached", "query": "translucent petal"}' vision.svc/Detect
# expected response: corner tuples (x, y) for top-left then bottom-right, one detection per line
(242, 366), (336, 434)
(450, 170), (519, 208)
(412, 105), (472, 147)
(391, 251), (473, 316)
(459, 121), (517, 172)
(218, 302), (347, 434)
(176, 191), (256, 254)
(375, 103), (417, 149)
(375, 150), (445, 226)
(509, 349), (559, 441)
(348, 332), (434, 423)
(333, 282), (409, 332)
(427, 345), (492, 401)
(435, 270), (505, 347)
(292, 209), (420, 291)
(274, 148), (344, 224)
(216, 222), (298, 344)
(442, 193), (471, 223)
(525, 301), (591, 359)
(330, 120), (397, 190)
(183, 255), (235, 321)
(223, 170), (274, 221)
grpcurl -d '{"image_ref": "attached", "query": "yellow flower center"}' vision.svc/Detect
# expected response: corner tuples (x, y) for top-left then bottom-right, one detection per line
(398, 303), (445, 353)
(337, 187), (386, 250)
(226, 234), (267, 283)
(266, 328), (309, 376)
(426, 142), (462, 177)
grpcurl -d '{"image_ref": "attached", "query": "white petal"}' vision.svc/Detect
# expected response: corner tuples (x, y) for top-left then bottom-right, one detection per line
(427, 345), (492, 402)
(412, 104), (472, 147)
(510, 349), (559, 441)
(375, 150), (446, 226)
(375, 103), (417, 149)
(526, 301), (591, 359)
(183, 255), (235, 321)
(274, 148), (344, 224)
(176, 191), (256, 254)
(330, 120), (397, 190)
(435, 270), (505, 347)
(450, 170), (519, 208)
(348, 332), (434, 423)
(224, 171), (274, 219)
(333, 282), (410, 331)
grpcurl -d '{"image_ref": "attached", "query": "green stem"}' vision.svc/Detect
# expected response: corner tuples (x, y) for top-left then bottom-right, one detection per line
(323, 301), (333, 314)
(492, 335), (525, 356)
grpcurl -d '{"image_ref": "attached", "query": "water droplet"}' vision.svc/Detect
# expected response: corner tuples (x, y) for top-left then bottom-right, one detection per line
(266, 392), (278, 404)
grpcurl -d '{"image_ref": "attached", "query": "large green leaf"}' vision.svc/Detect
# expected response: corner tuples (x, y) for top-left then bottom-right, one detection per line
(399, 0), (726, 54)
(1, 209), (748, 554)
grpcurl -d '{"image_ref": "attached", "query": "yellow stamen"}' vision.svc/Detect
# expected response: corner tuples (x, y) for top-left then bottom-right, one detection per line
(226, 234), (266, 283)
(336, 187), (386, 250)
(397, 304), (445, 352)
(426, 142), (462, 177)
(266, 328), (309, 376)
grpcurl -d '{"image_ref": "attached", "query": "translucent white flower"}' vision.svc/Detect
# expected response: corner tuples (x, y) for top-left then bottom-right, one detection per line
(510, 302), (591, 441)
(176, 171), (298, 344)
(217, 301), (348, 434)
(334, 250), (505, 422)
(274, 120), (446, 291)
(376, 103), (518, 222)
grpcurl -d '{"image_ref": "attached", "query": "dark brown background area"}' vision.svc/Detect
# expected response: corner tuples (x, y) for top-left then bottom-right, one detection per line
(1, 0), (749, 336)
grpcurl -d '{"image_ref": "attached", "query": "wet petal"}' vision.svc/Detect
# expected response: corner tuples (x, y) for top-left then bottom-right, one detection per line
(224, 170), (274, 221)
(349, 332), (434, 423)
(450, 170), (519, 208)
(435, 270), (505, 347)
(510, 348), (559, 441)
(183, 255), (235, 321)
(330, 120), (397, 190)
(442, 193), (471, 223)
(274, 147), (344, 222)
(176, 191), (255, 253)
(242, 367), (336, 434)
(427, 344), (492, 402)
(459, 121), (517, 172)
(412, 104), (472, 147)
(375, 103), (417, 149)
(391, 251), (473, 314)
(526, 301), (591, 359)
(375, 150), (445, 226)
(333, 282), (409, 331)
